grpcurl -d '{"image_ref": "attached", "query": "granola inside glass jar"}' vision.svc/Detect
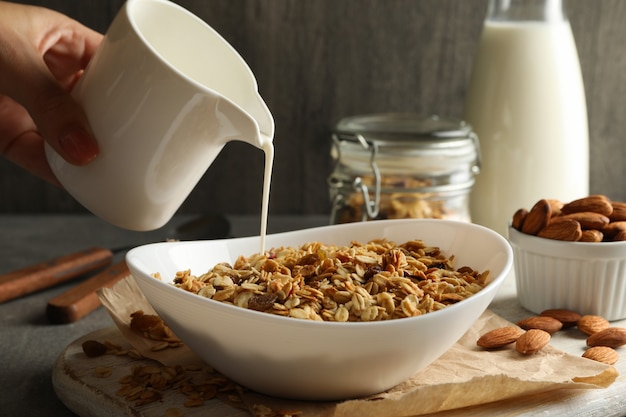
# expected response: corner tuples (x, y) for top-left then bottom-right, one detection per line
(328, 114), (480, 224)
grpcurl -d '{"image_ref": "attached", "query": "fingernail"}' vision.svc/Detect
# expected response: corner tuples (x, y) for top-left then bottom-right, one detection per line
(59, 127), (99, 165)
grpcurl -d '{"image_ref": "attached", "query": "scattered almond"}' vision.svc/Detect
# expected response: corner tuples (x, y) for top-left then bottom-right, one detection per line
(539, 309), (581, 328)
(477, 308), (623, 365)
(586, 327), (626, 348)
(476, 310), (622, 365)
(578, 315), (611, 335)
(477, 327), (524, 349)
(515, 329), (551, 355)
(583, 346), (619, 365)
(516, 316), (563, 334)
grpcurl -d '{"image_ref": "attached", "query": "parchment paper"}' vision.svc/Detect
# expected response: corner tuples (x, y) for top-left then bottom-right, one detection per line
(98, 276), (618, 417)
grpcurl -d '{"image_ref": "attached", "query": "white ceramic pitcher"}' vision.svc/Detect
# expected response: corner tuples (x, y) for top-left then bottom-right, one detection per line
(45, 0), (274, 231)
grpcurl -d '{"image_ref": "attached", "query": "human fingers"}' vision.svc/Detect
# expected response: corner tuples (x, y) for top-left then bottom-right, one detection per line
(0, 95), (59, 185)
(0, 4), (99, 166)
(7, 53), (99, 166)
(40, 19), (102, 90)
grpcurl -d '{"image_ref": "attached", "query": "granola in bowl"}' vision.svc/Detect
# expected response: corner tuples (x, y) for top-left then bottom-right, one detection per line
(127, 219), (513, 400)
(161, 239), (489, 322)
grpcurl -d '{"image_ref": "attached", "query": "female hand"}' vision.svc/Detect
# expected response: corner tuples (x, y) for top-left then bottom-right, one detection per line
(0, 1), (102, 185)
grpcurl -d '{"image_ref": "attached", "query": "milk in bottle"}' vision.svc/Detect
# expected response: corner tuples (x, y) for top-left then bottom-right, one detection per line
(465, 0), (589, 236)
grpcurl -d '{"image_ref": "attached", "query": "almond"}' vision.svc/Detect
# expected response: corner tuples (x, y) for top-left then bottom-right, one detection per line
(477, 327), (524, 349)
(512, 208), (528, 231)
(561, 195), (613, 217)
(516, 316), (563, 334)
(515, 329), (551, 355)
(560, 212), (610, 230)
(603, 221), (626, 240)
(609, 201), (626, 222)
(537, 218), (582, 241)
(582, 346), (619, 365)
(521, 199), (552, 235)
(577, 315), (610, 335)
(613, 229), (626, 242)
(586, 327), (626, 348)
(579, 229), (604, 242)
(540, 309), (582, 328)
(547, 199), (564, 216)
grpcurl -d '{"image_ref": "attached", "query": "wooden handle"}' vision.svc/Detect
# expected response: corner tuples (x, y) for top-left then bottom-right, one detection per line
(46, 260), (130, 324)
(0, 247), (113, 303)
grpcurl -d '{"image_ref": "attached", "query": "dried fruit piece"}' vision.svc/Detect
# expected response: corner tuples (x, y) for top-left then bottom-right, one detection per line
(587, 327), (626, 348)
(583, 346), (619, 365)
(82, 340), (108, 357)
(171, 238), (488, 322)
(521, 199), (552, 235)
(477, 327), (523, 349)
(540, 309), (581, 328)
(537, 218), (582, 241)
(516, 316), (563, 334)
(578, 315), (611, 335)
(515, 329), (551, 355)
(248, 293), (278, 311)
(561, 195), (613, 217)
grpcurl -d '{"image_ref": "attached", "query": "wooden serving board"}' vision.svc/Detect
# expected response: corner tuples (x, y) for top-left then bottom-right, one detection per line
(53, 323), (626, 417)
(52, 326), (249, 417)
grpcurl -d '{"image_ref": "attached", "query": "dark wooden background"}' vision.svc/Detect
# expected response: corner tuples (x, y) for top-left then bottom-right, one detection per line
(2, 0), (625, 220)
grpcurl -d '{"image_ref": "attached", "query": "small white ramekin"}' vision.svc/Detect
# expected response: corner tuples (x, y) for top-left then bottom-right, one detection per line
(508, 225), (626, 321)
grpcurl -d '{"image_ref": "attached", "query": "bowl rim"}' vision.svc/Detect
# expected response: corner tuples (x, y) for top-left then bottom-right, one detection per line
(128, 219), (513, 329)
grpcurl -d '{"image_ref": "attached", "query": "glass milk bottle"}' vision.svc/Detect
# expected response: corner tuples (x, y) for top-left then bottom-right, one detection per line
(465, 0), (589, 236)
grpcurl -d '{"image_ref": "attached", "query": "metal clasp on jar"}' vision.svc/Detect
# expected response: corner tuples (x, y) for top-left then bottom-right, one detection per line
(329, 132), (381, 223)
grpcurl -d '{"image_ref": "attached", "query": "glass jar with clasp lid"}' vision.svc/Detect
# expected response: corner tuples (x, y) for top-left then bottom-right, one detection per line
(328, 113), (481, 224)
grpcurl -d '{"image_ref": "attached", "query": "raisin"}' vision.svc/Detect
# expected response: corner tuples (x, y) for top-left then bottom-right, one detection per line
(363, 265), (383, 281)
(82, 340), (107, 357)
(248, 293), (278, 311)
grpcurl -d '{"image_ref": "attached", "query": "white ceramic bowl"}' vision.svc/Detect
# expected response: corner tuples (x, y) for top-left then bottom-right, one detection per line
(508, 225), (626, 321)
(127, 219), (513, 400)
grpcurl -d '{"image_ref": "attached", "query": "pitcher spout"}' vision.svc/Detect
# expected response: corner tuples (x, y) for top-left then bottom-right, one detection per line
(247, 91), (275, 142)
(215, 95), (274, 148)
